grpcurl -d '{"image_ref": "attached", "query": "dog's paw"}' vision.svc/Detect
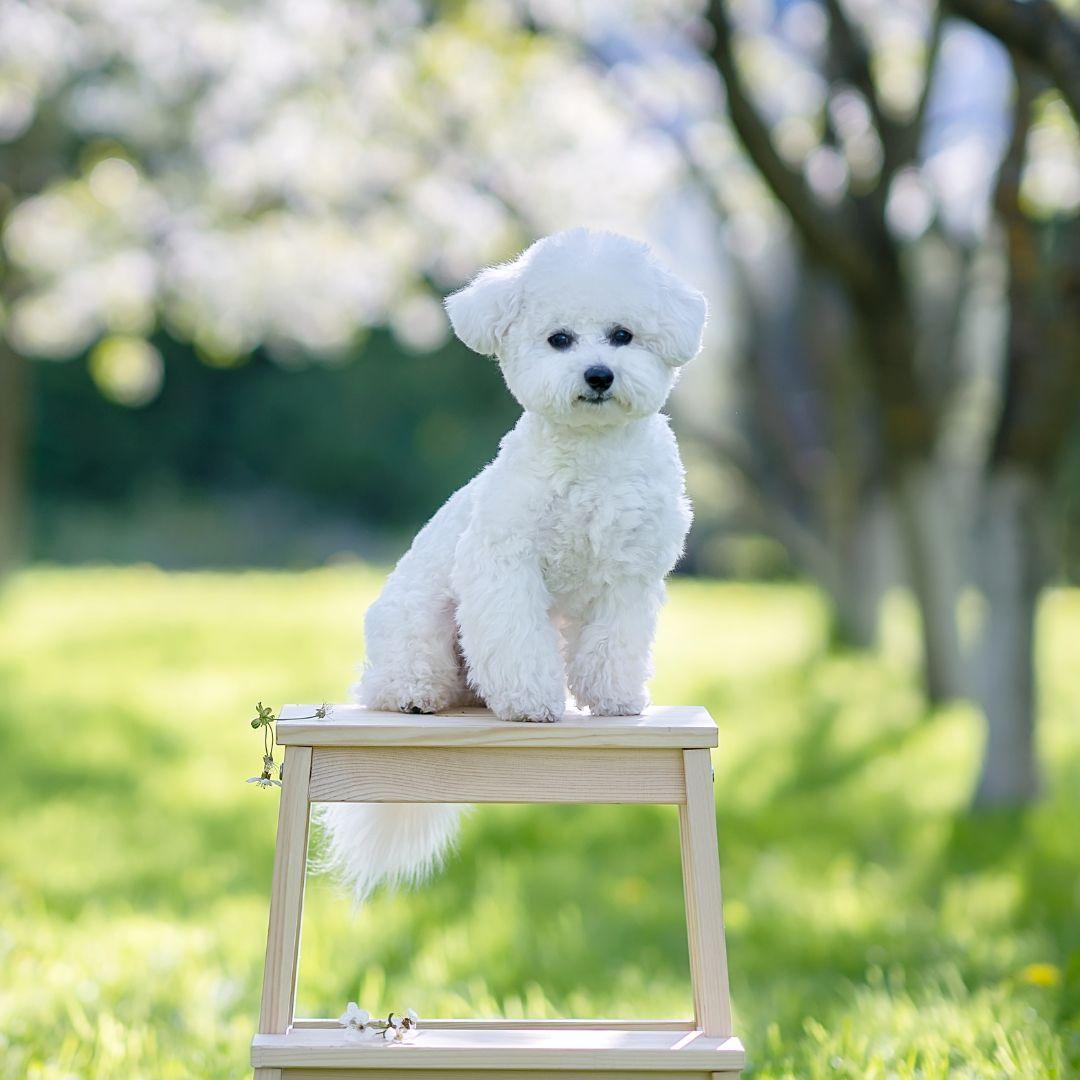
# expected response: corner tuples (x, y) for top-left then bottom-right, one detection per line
(481, 682), (565, 725)
(392, 690), (450, 714)
(504, 707), (562, 724)
(488, 697), (565, 723)
(355, 679), (456, 715)
(577, 693), (648, 717)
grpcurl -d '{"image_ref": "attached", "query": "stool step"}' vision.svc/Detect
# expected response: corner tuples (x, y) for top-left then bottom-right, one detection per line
(251, 1025), (745, 1072)
(275, 705), (718, 749)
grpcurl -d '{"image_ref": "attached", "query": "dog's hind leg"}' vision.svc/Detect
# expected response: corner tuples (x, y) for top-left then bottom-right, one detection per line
(351, 586), (469, 713)
(350, 484), (477, 713)
(331, 592), (466, 899)
(331, 575), (467, 903)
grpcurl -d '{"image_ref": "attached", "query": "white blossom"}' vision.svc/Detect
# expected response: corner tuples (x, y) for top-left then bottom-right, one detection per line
(338, 1002), (376, 1040)
(246, 776), (281, 789)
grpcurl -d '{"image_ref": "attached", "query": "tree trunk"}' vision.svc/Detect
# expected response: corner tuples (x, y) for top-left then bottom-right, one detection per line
(894, 463), (967, 704)
(0, 340), (28, 579)
(966, 58), (1080, 806)
(970, 466), (1044, 805)
(831, 494), (893, 649)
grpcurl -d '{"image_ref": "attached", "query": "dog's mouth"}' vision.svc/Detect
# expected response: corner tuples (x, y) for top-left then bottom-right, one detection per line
(576, 392), (614, 405)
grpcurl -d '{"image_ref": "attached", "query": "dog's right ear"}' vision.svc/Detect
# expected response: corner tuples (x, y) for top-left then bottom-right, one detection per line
(444, 262), (522, 357)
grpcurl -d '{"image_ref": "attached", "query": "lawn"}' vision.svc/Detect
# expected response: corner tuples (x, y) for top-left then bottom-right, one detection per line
(1, 566), (1077, 1078)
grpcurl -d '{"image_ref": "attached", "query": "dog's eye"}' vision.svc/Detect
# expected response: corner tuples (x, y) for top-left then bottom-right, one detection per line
(547, 331), (574, 350)
(608, 326), (633, 347)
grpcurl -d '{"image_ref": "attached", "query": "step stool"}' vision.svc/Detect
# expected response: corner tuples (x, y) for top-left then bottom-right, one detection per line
(252, 704), (745, 1078)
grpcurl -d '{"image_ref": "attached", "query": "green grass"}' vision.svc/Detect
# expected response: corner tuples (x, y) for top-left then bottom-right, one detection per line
(1, 566), (1078, 1078)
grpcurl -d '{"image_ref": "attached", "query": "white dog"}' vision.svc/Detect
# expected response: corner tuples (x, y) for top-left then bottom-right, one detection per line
(320, 228), (706, 897)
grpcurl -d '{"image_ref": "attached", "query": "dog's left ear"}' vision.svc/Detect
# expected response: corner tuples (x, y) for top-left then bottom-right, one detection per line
(654, 270), (708, 367)
(444, 261), (522, 357)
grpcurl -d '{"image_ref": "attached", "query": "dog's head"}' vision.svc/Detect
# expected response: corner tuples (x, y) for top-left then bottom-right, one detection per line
(444, 229), (706, 426)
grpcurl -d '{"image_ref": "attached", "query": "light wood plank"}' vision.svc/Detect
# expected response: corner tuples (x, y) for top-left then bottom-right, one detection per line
(257, 745), (313, 1035)
(253, 1070), (282, 1079)
(280, 1065), (741, 1077)
(679, 751), (733, 1038)
(290, 1019), (695, 1032)
(252, 1029), (745, 1071)
(309, 747), (685, 804)
(276, 705), (717, 749)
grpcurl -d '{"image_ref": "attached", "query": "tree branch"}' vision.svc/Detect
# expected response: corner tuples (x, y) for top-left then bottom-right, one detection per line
(910, 8), (945, 149)
(989, 58), (1080, 475)
(947, 0), (1080, 123)
(823, 0), (906, 185)
(820, 0), (915, 301)
(705, 0), (877, 290)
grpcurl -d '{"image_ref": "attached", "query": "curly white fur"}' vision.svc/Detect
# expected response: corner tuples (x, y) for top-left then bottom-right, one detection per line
(320, 228), (706, 899)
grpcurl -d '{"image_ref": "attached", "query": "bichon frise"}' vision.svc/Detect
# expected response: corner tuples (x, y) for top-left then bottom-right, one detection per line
(320, 228), (706, 897)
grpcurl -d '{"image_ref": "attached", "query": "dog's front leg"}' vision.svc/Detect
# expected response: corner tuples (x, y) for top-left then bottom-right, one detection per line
(566, 579), (662, 716)
(453, 541), (566, 723)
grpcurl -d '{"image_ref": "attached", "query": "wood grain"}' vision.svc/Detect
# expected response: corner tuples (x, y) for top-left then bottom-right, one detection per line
(281, 1070), (723, 1079)
(257, 745), (312, 1035)
(308, 747), (686, 804)
(679, 750), (733, 1038)
(251, 1028), (746, 1071)
(290, 1019), (696, 1032)
(275, 705), (718, 749)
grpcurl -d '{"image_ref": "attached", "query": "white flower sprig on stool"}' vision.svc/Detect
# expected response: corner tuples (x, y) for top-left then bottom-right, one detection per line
(338, 1002), (419, 1043)
(385, 1009), (420, 1042)
(246, 701), (333, 789)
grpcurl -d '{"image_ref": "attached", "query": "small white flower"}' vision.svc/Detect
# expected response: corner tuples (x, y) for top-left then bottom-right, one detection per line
(339, 1002), (370, 1031)
(399, 1008), (419, 1041)
(345, 1025), (377, 1042)
(340, 1002), (379, 1041)
(246, 776), (281, 789)
(383, 1010), (419, 1041)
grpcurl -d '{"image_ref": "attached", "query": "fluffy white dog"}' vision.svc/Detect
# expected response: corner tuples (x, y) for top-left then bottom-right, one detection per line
(320, 228), (706, 897)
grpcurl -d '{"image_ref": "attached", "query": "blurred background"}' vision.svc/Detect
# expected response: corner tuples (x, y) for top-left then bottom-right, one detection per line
(1, 1), (1078, 1077)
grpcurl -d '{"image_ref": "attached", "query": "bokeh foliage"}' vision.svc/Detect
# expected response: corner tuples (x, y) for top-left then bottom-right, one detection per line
(2, 567), (1077, 1078)
(29, 330), (519, 562)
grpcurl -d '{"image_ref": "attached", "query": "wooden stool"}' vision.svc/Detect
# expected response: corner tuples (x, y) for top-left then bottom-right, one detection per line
(252, 705), (745, 1078)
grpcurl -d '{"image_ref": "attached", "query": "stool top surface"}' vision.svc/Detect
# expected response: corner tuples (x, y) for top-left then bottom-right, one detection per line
(275, 704), (717, 748)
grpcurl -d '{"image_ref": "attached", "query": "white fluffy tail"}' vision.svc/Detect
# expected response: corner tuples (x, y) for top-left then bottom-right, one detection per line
(315, 802), (462, 900)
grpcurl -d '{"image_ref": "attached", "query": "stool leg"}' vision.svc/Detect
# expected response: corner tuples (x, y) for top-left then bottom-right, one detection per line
(257, 744), (313, 1038)
(679, 748), (733, 1038)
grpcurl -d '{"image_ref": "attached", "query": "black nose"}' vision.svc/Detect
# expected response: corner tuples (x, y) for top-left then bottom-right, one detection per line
(584, 365), (614, 392)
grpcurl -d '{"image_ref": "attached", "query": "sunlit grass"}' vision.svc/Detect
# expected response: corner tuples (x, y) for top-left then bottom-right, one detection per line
(1, 567), (1078, 1078)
